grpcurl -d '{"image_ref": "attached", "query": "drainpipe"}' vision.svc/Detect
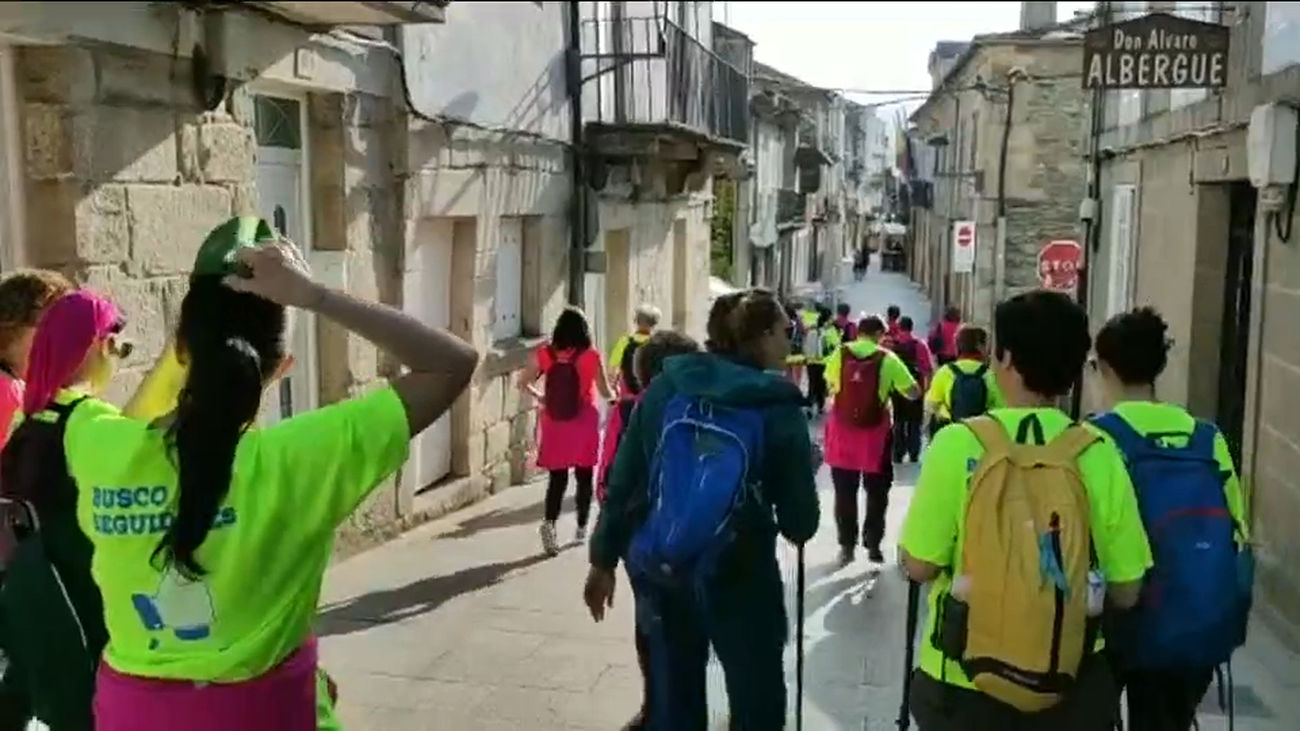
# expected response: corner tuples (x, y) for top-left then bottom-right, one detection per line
(566, 0), (587, 306)
(994, 74), (1019, 314)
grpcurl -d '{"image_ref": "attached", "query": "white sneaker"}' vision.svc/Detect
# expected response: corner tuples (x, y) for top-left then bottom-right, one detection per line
(575, 524), (588, 543)
(540, 521), (559, 556)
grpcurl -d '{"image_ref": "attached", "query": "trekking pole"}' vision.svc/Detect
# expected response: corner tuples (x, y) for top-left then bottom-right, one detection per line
(896, 579), (921, 730)
(796, 542), (806, 731)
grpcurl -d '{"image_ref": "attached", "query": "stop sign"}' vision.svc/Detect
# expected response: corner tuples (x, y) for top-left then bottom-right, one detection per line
(1038, 239), (1083, 292)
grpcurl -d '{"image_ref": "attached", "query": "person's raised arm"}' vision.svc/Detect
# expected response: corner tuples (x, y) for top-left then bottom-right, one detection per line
(225, 240), (478, 437)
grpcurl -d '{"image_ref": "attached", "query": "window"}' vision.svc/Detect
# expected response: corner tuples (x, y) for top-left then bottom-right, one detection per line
(1262, 2), (1300, 76)
(1114, 1), (1146, 127)
(1107, 184), (1138, 318)
(1170, 1), (1215, 110)
(493, 217), (524, 341)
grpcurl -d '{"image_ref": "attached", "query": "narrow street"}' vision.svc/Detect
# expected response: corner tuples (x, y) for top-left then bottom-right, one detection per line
(317, 266), (1294, 730)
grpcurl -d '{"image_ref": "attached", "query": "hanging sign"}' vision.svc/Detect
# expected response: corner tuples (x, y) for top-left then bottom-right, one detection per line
(1082, 12), (1229, 90)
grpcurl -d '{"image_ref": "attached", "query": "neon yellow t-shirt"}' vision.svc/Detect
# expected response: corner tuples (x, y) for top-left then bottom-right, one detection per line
(67, 386), (410, 682)
(924, 358), (1004, 420)
(1102, 400), (1249, 539)
(899, 407), (1153, 688)
(608, 331), (651, 375)
(824, 338), (917, 400)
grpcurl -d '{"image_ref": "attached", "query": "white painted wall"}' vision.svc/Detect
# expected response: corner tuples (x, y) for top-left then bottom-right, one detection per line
(401, 2), (570, 142)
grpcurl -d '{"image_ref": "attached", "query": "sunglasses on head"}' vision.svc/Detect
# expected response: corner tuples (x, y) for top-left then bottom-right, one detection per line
(106, 320), (133, 360)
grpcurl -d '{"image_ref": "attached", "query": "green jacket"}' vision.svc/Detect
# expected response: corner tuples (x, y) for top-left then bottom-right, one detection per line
(589, 353), (820, 576)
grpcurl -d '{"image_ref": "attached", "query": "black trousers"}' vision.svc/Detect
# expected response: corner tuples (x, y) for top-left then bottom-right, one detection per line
(892, 397), (923, 462)
(805, 363), (828, 412)
(543, 467), (594, 525)
(1121, 667), (1213, 731)
(830, 467), (892, 550)
(911, 656), (1120, 731)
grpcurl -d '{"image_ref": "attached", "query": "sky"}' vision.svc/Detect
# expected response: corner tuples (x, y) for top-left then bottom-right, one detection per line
(719, 1), (1094, 121)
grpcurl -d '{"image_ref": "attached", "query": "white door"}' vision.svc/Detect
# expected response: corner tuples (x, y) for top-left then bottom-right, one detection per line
(404, 218), (453, 488)
(254, 94), (317, 424)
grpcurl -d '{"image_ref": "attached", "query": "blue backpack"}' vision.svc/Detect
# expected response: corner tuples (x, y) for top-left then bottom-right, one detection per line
(626, 394), (766, 587)
(1089, 413), (1252, 670)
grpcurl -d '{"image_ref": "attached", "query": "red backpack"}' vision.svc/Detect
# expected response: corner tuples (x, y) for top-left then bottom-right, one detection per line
(543, 347), (583, 420)
(834, 348), (885, 427)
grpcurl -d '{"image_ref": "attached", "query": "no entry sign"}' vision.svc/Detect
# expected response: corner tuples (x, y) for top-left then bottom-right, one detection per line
(1038, 239), (1083, 292)
(952, 220), (975, 274)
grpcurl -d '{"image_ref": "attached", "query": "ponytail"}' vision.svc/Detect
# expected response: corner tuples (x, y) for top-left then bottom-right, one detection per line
(154, 278), (281, 579)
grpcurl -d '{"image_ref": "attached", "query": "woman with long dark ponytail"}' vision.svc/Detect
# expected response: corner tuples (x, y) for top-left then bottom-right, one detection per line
(62, 217), (478, 731)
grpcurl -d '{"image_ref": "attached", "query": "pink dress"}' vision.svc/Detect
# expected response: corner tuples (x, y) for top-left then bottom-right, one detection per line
(535, 345), (603, 470)
(824, 414), (892, 475)
(94, 639), (321, 731)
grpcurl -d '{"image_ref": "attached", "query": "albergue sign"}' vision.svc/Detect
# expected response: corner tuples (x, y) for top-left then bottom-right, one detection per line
(1083, 12), (1229, 89)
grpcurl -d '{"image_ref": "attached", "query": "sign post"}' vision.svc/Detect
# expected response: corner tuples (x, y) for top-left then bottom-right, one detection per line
(1082, 12), (1229, 90)
(952, 220), (975, 274)
(1037, 239), (1083, 293)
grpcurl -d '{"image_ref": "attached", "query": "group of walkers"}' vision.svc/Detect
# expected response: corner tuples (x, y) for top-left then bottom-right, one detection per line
(557, 283), (1251, 731)
(0, 210), (1253, 731)
(0, 217), (479, 730)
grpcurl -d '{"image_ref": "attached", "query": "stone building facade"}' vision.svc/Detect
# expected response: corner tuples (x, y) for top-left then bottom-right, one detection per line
(908, 21), (1089, 327)
(1087, 1), (1300, 666)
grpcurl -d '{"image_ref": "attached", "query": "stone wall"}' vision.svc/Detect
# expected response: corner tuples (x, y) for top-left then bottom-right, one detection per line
(15, 41), (410, 555)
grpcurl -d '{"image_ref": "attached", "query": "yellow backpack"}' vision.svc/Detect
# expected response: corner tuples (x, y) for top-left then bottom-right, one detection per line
(958, 415), (1098, 713)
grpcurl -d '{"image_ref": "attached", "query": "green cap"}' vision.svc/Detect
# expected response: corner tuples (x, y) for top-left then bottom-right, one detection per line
(191, 216), (276, 278)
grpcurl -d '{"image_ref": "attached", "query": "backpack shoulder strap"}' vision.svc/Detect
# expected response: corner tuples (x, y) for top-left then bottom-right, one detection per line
(1046, 424), (1100, 462)
(1188, 419), (1220, 458)
(965, 416), (1010, 457)
(49, 396), (90, 428)
(973, 363), (989, 378)
(1089, 411), (1145, 460)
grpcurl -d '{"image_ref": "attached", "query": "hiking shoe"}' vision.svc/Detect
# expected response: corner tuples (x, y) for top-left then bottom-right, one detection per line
(575, 524), (588, 543)
(868, 547), (885, 564)
(838, 546), (856, 567)
(540, 521), (559, 556)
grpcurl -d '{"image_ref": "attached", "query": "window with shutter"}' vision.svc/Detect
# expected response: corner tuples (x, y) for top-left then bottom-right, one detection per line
(493, 217), (524, 341)
(1107, 184), (1138, 318)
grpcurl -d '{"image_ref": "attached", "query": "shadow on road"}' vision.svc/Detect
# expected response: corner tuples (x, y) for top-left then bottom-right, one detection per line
(315, 554), (550, 637)
(438, 503), (545, 540)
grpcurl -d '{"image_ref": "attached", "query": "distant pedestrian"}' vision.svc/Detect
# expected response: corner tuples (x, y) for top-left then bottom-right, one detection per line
(885, 305), (902, 342)
(597, 329), (702, 731)
(822, 316), (919, 567)
(924, 325), (1002, 439)
(585, 288), (819, 730)
(519, 307), (614, 556)
(887, 316), (932, 463)
(801, 307), (834, 417)
(608, 304), (661, 398)
(65, 218), (478, 731)
(833, 302), (857, 342)
(1089, 307), (1251, 731)
(927, 305), (962, 365)
(783, 302), (806, 386)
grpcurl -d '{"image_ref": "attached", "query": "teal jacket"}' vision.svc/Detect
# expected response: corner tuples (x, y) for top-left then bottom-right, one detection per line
(589, 353), (820, 575)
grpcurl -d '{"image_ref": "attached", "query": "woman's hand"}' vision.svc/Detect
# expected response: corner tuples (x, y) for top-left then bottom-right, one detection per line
(223, 238), (323, 309)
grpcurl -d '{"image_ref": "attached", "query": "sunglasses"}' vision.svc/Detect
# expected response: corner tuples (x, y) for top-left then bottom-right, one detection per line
(105, 320), (134, 360)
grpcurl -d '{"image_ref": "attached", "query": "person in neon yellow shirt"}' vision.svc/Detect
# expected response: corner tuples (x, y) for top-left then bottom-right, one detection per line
(1088, 306), (1249, 731)
(607, 303), (660, 397)
(923, 325), (1004, 437)
(67, 217), (479, 731)
(899, 291), (1151, 730)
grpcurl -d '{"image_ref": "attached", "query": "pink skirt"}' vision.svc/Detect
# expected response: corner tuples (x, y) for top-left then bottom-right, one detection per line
(824, 411), (892, 474)
(537, 402), (600, 470)
(94, 640), (319, 731)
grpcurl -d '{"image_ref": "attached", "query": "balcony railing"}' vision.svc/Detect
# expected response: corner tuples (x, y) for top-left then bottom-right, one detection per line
(582, 16), (749, 145)
(777, 188), (805, 225)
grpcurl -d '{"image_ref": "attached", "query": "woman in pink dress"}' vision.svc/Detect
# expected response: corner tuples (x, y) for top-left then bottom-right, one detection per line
(518, 307), (613, 556)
